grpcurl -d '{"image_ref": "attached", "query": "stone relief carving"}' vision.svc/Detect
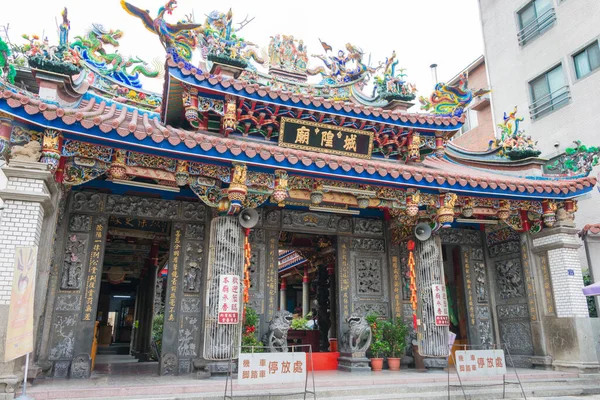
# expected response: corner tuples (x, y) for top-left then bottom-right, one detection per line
(61, 234), (87, 290)
(183, 241), (203, 293)
(353, 219), (384, 236)
(500, 321), (534, 354)
(471, 247), (484, 261)
(338, 217), (352, 233)
(49, 314), (77, 360)
(249, 228), (265, 244)
(178, 316), (199, 357)
(339, 314), (372, 353)
(178, 360), (192, 375)
(263, 209), (281, 228)
(182, 202), (206, 221)
(356, 258), (382, 295)
(495, 258), (525, 299)
(478, 320), (493, 348)
(351, 238), (384, 252)
(477, 305), (490, 320)
(185, 224), (205, 240)
(399, 244), (410, 301)
(53, 361), (71, 378)
(71, 192), (103, 213)
(262, 310), (293, 352)
(105, 195), (179, 219)
(473, 261), (488, 303)
(249, 247), (261, 292)
(497, 304), (528, 319)
(281, 210), (339, 232)
(10, 140), (41, 161)
(68, 215), (92, 232)
(161, 353), (177, 376)
(353, 302), (388, 318)
(463, 231), (481, 245)
(181, 298), (202, 313)
(55, 294), (82, 312)
(489, 241), (520, 258)
(70, 354), (91, 379)
(438, 229), (463, 244)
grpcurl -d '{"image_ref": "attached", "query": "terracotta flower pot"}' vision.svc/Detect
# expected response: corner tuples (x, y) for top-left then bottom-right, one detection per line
(370, 357), (384, 371)
(387, 357), (401, 371)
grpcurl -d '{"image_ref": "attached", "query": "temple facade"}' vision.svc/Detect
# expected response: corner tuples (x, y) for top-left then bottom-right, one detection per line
(0, 2), (598, 396)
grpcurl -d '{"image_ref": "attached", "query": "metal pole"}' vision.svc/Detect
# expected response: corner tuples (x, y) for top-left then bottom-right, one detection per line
(15, 353), (32, 400)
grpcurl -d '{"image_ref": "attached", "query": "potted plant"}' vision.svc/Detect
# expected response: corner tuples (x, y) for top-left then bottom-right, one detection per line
(382, 319), (408, 371)
(241, 306), (264, 353)
(366, 313), (389, 371)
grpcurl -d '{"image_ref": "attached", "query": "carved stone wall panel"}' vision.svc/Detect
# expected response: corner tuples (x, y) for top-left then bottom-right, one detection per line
(471, 247), (484, 261)
(70, 192), (105, 213)
(249, 241), (265, 316)
(478, 320), (493, 348)
(178, 316), (200, 357)
(249, 228), (265, 244)
(105, 195), (179, 219)
(353, 219), (384, 237)
(55, 295), (82, 312)
(355, 257), (382, 295)
(281, 210), (339, 233)
(489, 241), (520, 258)
(68, 215), (92, 232)
(60, 233), (89, 290)
(352, 302), (388, 318)
(495, 258), (526, 299)
(181, 298), (202, 313)
(473, 261), (488, 303)
(178, 359), (192, 375)
(477, 305), (490, 320)
(185, 223), (205, 240)
(70, 354), (91, 379)
(499, 321), (534, 355)
(497, 304), (528, 319)
(49, 313), (77, 360)
(338, 217), (352, 234)
(182, 203), (206, 222)
(439, 229), (463, 244)
(53, 361), (71, 378)
(351, 238), (384, 252)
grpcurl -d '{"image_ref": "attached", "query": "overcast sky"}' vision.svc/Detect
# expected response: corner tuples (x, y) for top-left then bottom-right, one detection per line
(3, 0), (484, 110)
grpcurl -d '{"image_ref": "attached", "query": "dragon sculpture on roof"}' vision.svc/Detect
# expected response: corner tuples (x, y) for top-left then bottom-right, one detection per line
(71, 24), (161, 89)
(419, 73), (489, 118)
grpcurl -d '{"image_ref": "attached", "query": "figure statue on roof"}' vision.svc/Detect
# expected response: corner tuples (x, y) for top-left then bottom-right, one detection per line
(59, 7), (70, 46)
(307, 41), (378, 85)
(373, 50), (417, 102)
(72, 24), (161, 89)
(268, 34), (308, 74)
(419, 73), (490, 118)
(494, 106), (541, 160)
(18, 33), (81, 76)
(201, 9), (265, 70)
(120, 0), (204, 62)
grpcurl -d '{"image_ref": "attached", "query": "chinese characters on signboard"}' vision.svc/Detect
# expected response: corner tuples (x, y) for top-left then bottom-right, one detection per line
(455, 350), (507, 377)
(4, 246), (37, 362)
(278, 117), (373, 159)
(432, 283), (449, 326)
(238, 352), (306, 385)
(218, 274), (241, 324)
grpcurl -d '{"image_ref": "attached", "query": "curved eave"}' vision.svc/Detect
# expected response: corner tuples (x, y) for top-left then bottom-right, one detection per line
(168, 68), (462, 133)
(1, 96), (594, 201)
(446, 142), (548, 166)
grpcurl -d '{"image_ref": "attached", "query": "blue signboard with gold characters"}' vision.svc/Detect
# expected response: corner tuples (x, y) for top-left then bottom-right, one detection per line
(278, 117), (373, 159)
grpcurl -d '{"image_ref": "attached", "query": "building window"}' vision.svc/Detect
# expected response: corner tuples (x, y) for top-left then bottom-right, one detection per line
(529, 64), (570, 119)
(574, 41), (600, 79)
(517, 0), (556, 46)
(459, 109), (479, 136)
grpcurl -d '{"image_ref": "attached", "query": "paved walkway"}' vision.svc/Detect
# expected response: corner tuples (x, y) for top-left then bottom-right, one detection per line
(20, 367), (597, 399)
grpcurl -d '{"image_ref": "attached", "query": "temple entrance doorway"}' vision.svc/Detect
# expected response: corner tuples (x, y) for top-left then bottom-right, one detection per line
(278, 231), (338, 354)
(442, 244), (469, 364)
(93, 216), (171, 375)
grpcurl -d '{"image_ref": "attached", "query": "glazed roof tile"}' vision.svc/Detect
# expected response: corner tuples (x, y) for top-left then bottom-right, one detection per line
(166, 56), (464, 131)
(0, 87), (596, 199)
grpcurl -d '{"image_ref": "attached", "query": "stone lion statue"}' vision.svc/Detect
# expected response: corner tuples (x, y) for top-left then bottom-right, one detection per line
(262, 310), (293, 353)
(340, 314), (372, 353)
(10, 141), (42, 162)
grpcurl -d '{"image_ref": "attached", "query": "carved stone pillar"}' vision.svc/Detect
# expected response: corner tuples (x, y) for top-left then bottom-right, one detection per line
(531, 220), (600, 372)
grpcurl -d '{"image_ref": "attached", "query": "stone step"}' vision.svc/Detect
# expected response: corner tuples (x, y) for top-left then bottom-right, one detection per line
(33, 378), (600, 400)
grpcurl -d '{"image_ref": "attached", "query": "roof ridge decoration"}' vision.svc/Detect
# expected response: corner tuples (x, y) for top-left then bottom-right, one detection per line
(418, 72), (489, 118)
(547, 140), (599, 177)
(493, 106), (541, 160)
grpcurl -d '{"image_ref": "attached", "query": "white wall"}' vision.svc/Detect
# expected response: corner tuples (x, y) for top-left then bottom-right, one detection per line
(479, 0), (600, 267)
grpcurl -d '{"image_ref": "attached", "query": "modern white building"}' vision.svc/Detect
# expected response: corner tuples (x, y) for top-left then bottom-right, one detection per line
(478, 0), (600, 268)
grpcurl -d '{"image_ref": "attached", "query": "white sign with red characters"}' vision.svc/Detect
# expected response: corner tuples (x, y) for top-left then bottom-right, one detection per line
(432, 284), (450, 326)
(455, 350), (507, 377)
(217, 274), (241, 324)
(238, 352), (306, 385)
